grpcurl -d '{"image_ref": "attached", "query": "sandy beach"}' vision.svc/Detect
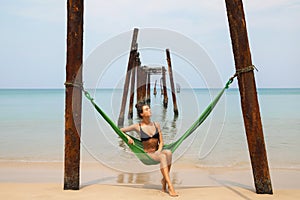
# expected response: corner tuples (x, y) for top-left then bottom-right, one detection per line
(1, 161), (299, 200)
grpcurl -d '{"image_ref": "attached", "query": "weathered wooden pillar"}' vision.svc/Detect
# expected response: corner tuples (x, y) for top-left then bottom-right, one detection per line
(136, 60), (143, 103)
(162, 67), (168, 108)
(160, 77), (163, 95)
(225, 0), (273, 194)
(140, 68), (147, 102)
(153, 80), (157, 96)
(128, 51), (138, 119)
(118, 28), (139, 126)
(64, 0), (84, 190)
(166, 49), (179, 116)
(146, 72), (151, 103)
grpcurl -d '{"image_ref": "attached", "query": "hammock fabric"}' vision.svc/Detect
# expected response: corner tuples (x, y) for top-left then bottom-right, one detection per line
(83, 78), (233, 165)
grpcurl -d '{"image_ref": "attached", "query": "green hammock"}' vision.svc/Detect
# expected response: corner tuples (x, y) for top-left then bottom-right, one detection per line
(83, 78), (233, 165)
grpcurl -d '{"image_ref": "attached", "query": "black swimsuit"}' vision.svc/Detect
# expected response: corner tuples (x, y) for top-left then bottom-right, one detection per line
(140, 122), (160, 142)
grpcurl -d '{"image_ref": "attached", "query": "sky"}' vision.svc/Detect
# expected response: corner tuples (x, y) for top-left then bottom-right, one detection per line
(0, 0), (299, 88)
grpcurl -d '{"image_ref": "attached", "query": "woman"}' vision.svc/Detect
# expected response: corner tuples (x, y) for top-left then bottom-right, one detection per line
(120, 101), (178, 197)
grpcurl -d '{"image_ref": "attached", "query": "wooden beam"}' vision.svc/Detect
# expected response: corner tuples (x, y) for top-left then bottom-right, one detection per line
(64, 0), (84, 190)
(166, 49), (179, 116)
(162, 67), (168, 108)
(128, 52), (137, 119)
(225, 0), (273, 194)
(141, 67), (147, 102)
(146, 72), (151, 104)
(118, 28), (139, 126)
(154, 80), (157, 96)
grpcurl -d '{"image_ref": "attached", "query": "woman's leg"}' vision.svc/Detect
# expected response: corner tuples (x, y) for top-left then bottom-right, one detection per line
(161, 149), (172, 170)
(149, 152), (178, 197)
(160, 150), (173, 192)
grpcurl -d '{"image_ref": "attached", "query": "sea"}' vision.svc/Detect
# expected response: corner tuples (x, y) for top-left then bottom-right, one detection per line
(0, 88), (299, 173)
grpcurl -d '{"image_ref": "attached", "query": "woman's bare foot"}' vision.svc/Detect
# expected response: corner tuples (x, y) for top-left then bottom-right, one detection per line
(161, 178), (167, 192)
(168, 186), (178, 197)
(168, 190), (178, 197)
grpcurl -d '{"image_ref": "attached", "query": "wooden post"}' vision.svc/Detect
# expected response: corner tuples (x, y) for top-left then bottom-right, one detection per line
(146, 72), (151, 103)
(225, 0), (273, 194)
(154, 80), (157, 96)
(128, 51), (137, 119)
(64, 0), (84, 190)
(166, 49), (179, 116)
(118, 28), (139, 127)
(141, 68), (147, 102)
(162, 67), (168, 108)
(160, 77), (163, 96)
(136, 60), (143, 103)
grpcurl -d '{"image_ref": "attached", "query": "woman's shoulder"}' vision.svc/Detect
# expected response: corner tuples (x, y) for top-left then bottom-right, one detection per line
(121, 123), (140, 132)
(131, 123), (140, 129)
(153, 122), (161, 128)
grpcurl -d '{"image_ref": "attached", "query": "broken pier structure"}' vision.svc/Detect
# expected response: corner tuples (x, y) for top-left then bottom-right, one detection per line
(117, 28), (179, 127)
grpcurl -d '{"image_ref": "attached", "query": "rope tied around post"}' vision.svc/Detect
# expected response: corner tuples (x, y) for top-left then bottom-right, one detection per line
(229, 65), (258, 83)
(64, 81), (84, 90)
(64, 81), (94, 101)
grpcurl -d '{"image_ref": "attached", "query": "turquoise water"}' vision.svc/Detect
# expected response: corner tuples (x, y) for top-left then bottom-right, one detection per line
(0, 88), (299, 172)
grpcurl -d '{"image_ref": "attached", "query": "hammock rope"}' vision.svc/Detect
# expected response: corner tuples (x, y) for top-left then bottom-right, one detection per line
(83, 78), (234, 165)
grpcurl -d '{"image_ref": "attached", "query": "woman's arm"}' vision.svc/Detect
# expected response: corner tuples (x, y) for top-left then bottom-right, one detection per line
(120, 124), (139, 145)
(120, 124), (138, 133)
(156, 122), (164, 152)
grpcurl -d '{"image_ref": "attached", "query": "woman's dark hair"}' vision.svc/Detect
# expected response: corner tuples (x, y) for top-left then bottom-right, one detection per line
(135, 101), (150, 119)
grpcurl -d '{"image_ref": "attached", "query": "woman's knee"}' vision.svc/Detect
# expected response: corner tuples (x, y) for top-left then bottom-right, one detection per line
(159, 153), (167, 160)
(158, 153), (167, 165)
(162, 150), (172, 157)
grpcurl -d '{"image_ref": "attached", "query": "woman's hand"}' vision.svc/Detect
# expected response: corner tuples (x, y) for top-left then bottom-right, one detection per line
(127, 136), (134, 145)
(155, 149), (162, 154)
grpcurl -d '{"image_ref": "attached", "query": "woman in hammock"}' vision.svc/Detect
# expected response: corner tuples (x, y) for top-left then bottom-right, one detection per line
(120, 101), (178, 197)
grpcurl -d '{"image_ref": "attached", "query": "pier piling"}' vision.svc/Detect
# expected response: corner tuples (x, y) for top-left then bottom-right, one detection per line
(166, 49), (179, 116)
(118, 28), (138, 126)
(64, 0), (84, 190)
(161, 67), (168, 108)
(225, 0), (273, 194)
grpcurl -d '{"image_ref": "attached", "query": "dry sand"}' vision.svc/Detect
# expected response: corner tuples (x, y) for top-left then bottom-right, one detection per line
(0, 161), (299, 200)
